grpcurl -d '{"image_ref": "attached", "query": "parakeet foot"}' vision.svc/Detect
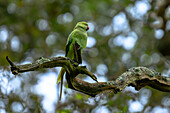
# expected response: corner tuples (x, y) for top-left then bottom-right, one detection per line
(67, 57), (79, 66)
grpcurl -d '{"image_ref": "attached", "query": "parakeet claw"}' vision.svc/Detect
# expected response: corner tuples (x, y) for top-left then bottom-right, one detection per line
(67, 57), (79, 67)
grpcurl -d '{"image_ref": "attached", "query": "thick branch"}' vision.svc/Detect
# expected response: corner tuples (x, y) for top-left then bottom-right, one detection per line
(6, 56), (170, 97)
(6, 56), (73, 75)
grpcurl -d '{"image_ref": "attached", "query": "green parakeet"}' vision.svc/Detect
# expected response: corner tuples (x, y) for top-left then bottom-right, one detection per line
(57, 22), (89, 101)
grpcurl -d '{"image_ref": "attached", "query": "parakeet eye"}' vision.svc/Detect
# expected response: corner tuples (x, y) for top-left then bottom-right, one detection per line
(83, 23), (88, 26)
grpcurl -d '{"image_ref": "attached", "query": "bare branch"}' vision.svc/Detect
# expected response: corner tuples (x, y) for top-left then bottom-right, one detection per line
(6, 56), (170, 97)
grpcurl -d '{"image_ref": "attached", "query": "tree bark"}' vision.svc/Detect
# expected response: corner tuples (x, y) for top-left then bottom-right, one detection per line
(6, 56), (170, 97)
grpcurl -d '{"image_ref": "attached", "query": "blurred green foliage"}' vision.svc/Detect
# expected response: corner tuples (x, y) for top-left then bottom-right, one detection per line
(0, 0), (170, 112)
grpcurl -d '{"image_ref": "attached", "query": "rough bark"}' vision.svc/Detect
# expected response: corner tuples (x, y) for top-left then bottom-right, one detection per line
(6, 56), (170, 97)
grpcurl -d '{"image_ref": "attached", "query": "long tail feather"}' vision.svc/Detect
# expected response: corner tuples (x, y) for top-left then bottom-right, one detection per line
(57, 68), (65, 84)
(57, 67), (65, 102)
(58, 74), (63, 102)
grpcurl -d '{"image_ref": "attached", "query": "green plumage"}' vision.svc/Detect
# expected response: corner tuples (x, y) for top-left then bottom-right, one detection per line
(57, 22), (89, 101)
(65, 22), (88, 59)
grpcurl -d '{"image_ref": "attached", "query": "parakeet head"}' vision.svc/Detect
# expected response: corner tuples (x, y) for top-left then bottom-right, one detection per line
(74, 22), (89, 31)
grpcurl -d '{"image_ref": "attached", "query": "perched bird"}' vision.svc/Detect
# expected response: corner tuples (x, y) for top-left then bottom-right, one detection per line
(57, 22), (89, 102)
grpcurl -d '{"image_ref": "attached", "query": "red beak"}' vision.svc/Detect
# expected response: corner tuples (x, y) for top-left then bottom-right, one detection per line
(86, 26), (89, 31)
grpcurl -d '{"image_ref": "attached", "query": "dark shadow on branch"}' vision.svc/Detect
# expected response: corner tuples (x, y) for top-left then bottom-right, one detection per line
(6, 56), (170, 97)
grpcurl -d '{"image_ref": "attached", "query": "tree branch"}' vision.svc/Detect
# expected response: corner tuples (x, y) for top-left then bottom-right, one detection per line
(6, 56), (170, 97)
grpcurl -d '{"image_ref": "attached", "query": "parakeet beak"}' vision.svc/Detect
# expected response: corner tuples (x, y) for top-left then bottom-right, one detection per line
(86, 26), (89, 31)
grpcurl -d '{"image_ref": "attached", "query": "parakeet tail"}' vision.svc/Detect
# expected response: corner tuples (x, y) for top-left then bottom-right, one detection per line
(57, 67), (65, 84)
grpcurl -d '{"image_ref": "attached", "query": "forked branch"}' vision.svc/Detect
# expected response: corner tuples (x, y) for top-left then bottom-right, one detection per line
(6, 56), (170, 97)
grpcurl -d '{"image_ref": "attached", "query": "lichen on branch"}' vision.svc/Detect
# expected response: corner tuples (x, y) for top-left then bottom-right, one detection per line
(6, 56), (170, 97)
